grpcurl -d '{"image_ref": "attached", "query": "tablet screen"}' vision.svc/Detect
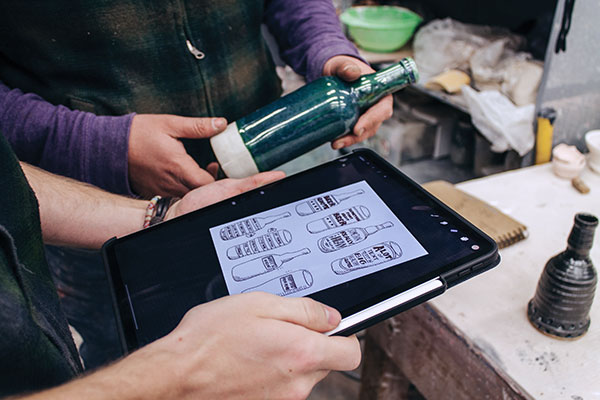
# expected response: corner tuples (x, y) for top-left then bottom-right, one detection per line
(106, 149), (496, 350)
(209, 180), (428, 297)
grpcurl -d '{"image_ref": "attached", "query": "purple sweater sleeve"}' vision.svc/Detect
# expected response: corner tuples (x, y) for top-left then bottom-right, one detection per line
(264, 0), (367, 82)
(0, 82), (135, 195)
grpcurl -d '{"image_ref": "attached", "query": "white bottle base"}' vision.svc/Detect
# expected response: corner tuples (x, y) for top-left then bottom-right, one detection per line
(210, 122), (260, 178)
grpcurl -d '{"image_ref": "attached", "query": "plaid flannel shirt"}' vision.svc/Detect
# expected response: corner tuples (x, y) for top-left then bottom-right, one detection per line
(0, 0), (282, 164)
(0, 134), (83, 396)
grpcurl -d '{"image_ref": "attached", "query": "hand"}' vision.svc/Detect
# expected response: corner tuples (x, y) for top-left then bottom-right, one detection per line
(128, 114), (228, 198)
(28, 293), (360, 399)
(165, 170), (285, 219)
(133, 292), (361, 400)
(322, 55), (394, 150)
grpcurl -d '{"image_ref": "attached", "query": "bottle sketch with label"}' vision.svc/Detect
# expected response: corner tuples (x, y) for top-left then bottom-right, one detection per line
(232, 248), (311, 281)
(317, 222), (393, 253)
(220, 211), (291, 240)
(226, 228), (292, 260)
(295, 189), (365, 216)
(242, 270), (314, 296)
(306, 206), (370, 234)
(331, 241), (402, 275)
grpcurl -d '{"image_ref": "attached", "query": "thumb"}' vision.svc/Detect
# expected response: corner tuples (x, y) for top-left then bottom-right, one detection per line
(336, 62), (362, 82)
(254, 294), (341, 333)
(168, 116), (228, 139)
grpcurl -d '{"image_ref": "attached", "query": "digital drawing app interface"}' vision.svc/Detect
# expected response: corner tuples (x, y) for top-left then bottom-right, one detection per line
(209, 181), (428, 297)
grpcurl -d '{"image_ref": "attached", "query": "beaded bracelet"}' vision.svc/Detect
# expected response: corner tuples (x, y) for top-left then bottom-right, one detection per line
(143, 196), (161, 229)
(149, 197), (178, 227)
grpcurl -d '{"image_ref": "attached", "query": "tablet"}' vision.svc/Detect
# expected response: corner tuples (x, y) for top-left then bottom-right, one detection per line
(103, 149), (500, 354)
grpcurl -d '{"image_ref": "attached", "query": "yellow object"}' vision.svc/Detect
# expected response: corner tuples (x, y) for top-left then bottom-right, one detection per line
(535, 109), (556, 164)
(424, 70), (471, 94)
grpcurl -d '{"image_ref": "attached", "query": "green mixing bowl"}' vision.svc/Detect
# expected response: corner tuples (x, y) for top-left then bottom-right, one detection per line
(340, 6), (422, 53)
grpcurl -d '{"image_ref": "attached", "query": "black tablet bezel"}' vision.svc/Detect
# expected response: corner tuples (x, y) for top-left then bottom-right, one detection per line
(103, 148), (499, 353)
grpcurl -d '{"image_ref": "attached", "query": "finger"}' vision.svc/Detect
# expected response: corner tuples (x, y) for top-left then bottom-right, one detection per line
(167, 115), (228, 139)
(353, 95), (393, 138)
(226, 171), (285, 194)
(176, 156), (217, 189)
(331, 95), (393, 150)
(254, 294), (341, 332)
(336, 62), (362, 82)
(206, 162), (220, 179)
(248, 170), (286, 187)
(153, 179), (190, 199)
(315, 335), (362, 371)
(323, 56), (373, 81)
(331, 130), (370, 149)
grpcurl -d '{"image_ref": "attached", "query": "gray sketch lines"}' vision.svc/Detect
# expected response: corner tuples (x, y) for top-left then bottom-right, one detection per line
(317, 222), (394, 253)
(219, 211), (291, 240)
(231, 248), (311, 282)
(331, 241), (403, 275)
(209, 180), (427, 299)
(226, 228), (292, 260)
(295, 189), (364, 216)
(306, 206), (371, 234)
(242, 270), (314, 296)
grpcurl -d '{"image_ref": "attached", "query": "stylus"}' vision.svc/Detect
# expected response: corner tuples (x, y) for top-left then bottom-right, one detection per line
(325, 278), (445, 336)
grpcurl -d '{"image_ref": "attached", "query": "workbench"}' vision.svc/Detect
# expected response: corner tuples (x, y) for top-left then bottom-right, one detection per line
(359, 163), (600, 399)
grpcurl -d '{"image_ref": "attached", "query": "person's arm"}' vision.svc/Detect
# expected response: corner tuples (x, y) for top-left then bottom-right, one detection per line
(0, 81), (134, 195)
(263, 0), (394, 150)
(16, 292), (360, 400)
(20, 162), (284, 249)
(263, 0), (363, 82)
(0, 81), (227, 198)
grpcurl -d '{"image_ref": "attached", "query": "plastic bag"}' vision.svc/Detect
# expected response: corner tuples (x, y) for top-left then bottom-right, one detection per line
(500, 58), (544, 107)
(469, 39), (510, 90)
(413, 18), (524, 80)
(462, 86), (534, 156)
(469, 40), (543, 106)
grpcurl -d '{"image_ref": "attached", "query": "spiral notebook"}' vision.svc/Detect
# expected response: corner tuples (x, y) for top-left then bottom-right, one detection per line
(423, 180), (528, 249)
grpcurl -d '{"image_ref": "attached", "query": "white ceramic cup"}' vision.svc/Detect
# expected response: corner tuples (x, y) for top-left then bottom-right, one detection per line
(585, 130), (600, 174)
(552, 143), (586, 179)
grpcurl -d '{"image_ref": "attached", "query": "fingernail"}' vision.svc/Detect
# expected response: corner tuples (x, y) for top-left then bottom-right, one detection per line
(325, 306), (340, 326)
(356, 127), (366, 137)
(332, 141), (344, 150)
(342, 64), (360, 74)
(212, 118), (226, 130)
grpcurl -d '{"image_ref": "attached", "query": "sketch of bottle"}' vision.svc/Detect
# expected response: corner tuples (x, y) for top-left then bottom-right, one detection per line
(232, 248), (311, 281)
(295, 189), (364, 216)
(220, 211), (291, 240)
(331, 241), (402, 275)
(226, 228), (292, 260)
(317, 221), (394, 253)
(242, 270), (314, 296)
(306, 206), (370, 234)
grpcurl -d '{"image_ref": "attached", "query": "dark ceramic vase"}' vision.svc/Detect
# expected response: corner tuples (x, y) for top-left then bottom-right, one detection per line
(210, 58), (419, 178)
(527, 213), (598, 339)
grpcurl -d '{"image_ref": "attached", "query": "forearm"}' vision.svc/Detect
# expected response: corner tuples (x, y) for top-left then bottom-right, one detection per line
(0, 81), (135, 195)
(20, 162), (146, 249)
(12, 345), (177, 400)
(264, 0), (365, 81)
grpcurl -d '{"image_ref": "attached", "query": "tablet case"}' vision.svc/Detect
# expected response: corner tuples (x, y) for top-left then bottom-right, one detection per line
(103, 150), (500, 350)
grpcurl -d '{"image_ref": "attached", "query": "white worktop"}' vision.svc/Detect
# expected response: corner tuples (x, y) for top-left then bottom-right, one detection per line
(431, 163), (600, 399)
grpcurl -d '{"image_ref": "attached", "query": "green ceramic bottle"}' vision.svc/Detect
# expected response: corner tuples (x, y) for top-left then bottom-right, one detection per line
(211, 57), (419, 178)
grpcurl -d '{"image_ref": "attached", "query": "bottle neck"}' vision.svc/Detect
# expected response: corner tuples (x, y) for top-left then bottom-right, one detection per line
(282, 248), (310, 263)
(364, 222), (393, 235)
(335, 189), (363, 202)
(565, 213), (598, 258)
(260, 212), (290, 225)
(351, 58), (419, 111)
